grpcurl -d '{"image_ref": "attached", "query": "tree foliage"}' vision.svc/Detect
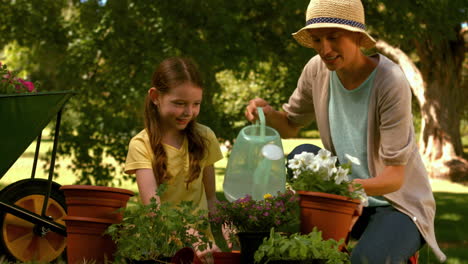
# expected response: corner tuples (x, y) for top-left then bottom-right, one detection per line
(1, 0), (466, 184)
(365, 0), (468, 180)
(0, 0), (312, 185)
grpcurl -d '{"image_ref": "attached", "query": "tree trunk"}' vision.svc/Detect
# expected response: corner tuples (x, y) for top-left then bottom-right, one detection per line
(376, 38), (468, 181)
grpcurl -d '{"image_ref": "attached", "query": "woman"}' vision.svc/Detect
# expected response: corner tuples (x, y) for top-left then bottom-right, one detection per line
(245, 0), (446, 263)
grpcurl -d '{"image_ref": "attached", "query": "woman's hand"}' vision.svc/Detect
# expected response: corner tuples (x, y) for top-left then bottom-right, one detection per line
(245, 98), (273, 123)
(245, 97), (302, 138)
(352, 165), (405, 196)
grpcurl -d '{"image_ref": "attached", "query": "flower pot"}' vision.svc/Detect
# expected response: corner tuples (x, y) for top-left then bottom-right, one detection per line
(63, 216), (117, 264)
(297, 191), (360, 242)
(237, 231), (270, 264)
(60, 185), (134, 263)
(172, 247), (199, 264)
(60, 185), (134, 221)
(213, 251), (241, 264)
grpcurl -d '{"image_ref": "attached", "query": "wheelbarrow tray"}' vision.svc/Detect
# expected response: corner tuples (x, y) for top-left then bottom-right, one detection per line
(0, 91), (76, 178)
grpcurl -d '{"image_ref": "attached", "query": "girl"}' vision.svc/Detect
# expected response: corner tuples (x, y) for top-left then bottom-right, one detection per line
(245, 0), (445, 263)
(125, 57), (223, 262)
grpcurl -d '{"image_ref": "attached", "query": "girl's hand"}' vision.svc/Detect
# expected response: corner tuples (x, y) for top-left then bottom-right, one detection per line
(222, 224), (234, 249)
(195, 243), (220, 264)
(188, 228), (219, 264)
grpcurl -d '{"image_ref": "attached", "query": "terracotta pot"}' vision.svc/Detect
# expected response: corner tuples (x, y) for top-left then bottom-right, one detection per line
(60, 185), (134, 264)
(60, 185), (134, 221)
(213, 251), (241, 264)
(237, 232), (270, 264)
(297, 191), (360, 242)
(63, 216), (117, 264)
(172, 247), (198, 264)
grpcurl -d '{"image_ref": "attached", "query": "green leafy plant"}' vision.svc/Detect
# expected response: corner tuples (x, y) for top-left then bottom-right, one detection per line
(106, 184), (212, 262)
(254, 228), (350, 264)
(288, 149), (368, 204)
(209, 190), (299, 233)
(0, 62), (38, 94)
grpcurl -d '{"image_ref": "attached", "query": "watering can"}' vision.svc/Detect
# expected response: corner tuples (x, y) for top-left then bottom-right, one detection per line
(223, 108), (286, 201)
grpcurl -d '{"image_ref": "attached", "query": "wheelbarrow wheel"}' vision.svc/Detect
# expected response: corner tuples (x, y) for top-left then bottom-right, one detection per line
(0, 179), (67, 263)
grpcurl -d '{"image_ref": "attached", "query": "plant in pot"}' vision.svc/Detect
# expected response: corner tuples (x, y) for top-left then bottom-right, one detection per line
(106, 185), (212, 264)
(287, 149), (368, 243)
(1, 62), (38, 93)
(254, 227), (350, 264)
(209, 190), (300, 264)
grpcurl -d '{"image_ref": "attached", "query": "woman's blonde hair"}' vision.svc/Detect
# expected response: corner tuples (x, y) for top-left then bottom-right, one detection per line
(144, 57), (206, 188)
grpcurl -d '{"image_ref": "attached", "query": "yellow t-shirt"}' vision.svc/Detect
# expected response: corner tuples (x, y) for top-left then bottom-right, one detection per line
(124, 123), (223, 240)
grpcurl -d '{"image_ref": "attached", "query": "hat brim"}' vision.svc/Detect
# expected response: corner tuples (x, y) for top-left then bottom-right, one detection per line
(292, 23), (376, 49)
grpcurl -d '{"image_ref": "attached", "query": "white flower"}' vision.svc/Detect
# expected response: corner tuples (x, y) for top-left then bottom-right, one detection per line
(317, 149), (332, 162)
(324, 156), (338, 178)
(345, 153), (361, 165)
(306, 160), (321, 172)
(301, 152), (315, 166)
(293, 151), (315, 167)
(334, 167), (349, 185)
(288, 149), (366, 201)
(288, 158), (302, 170)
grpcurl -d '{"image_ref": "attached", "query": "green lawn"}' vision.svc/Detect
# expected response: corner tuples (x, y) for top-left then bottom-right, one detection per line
(1, 138), (468, 263)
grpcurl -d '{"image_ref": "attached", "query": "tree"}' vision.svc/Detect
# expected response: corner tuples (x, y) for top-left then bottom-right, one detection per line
(0, 0), (311, 185)
(2, 0), (465, 185)
(365, 0), (468, 180)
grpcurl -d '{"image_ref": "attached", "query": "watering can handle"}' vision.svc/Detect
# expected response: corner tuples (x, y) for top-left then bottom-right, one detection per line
(256, 107), (266, 138)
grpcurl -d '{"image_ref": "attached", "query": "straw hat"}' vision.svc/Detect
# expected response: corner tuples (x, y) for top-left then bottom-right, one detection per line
(292, 0), (376, 49)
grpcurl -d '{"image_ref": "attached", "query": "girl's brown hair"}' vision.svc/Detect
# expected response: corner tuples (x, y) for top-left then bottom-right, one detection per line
(144, 57), (206, 188)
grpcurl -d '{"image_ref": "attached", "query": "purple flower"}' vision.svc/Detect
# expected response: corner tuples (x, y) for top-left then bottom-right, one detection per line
(209, 191), (299, 232)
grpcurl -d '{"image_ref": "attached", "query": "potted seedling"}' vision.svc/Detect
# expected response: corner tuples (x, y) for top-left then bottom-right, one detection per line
(254, 227), (350, 264)
(106, 185), (211, 263)
(209, 190), (300, 264)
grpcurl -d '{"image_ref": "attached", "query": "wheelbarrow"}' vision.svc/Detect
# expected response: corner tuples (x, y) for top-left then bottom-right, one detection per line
(0, 90), (76, 262)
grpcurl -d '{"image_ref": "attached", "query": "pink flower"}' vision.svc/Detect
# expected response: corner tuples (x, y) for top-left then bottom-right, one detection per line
(18, 78), (35, 92)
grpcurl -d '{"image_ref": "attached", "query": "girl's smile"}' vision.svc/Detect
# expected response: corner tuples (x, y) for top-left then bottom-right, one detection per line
(150, 82), (203, 132)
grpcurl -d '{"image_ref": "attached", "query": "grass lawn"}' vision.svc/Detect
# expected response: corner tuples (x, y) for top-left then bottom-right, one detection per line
(1, 138), (468, 263)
